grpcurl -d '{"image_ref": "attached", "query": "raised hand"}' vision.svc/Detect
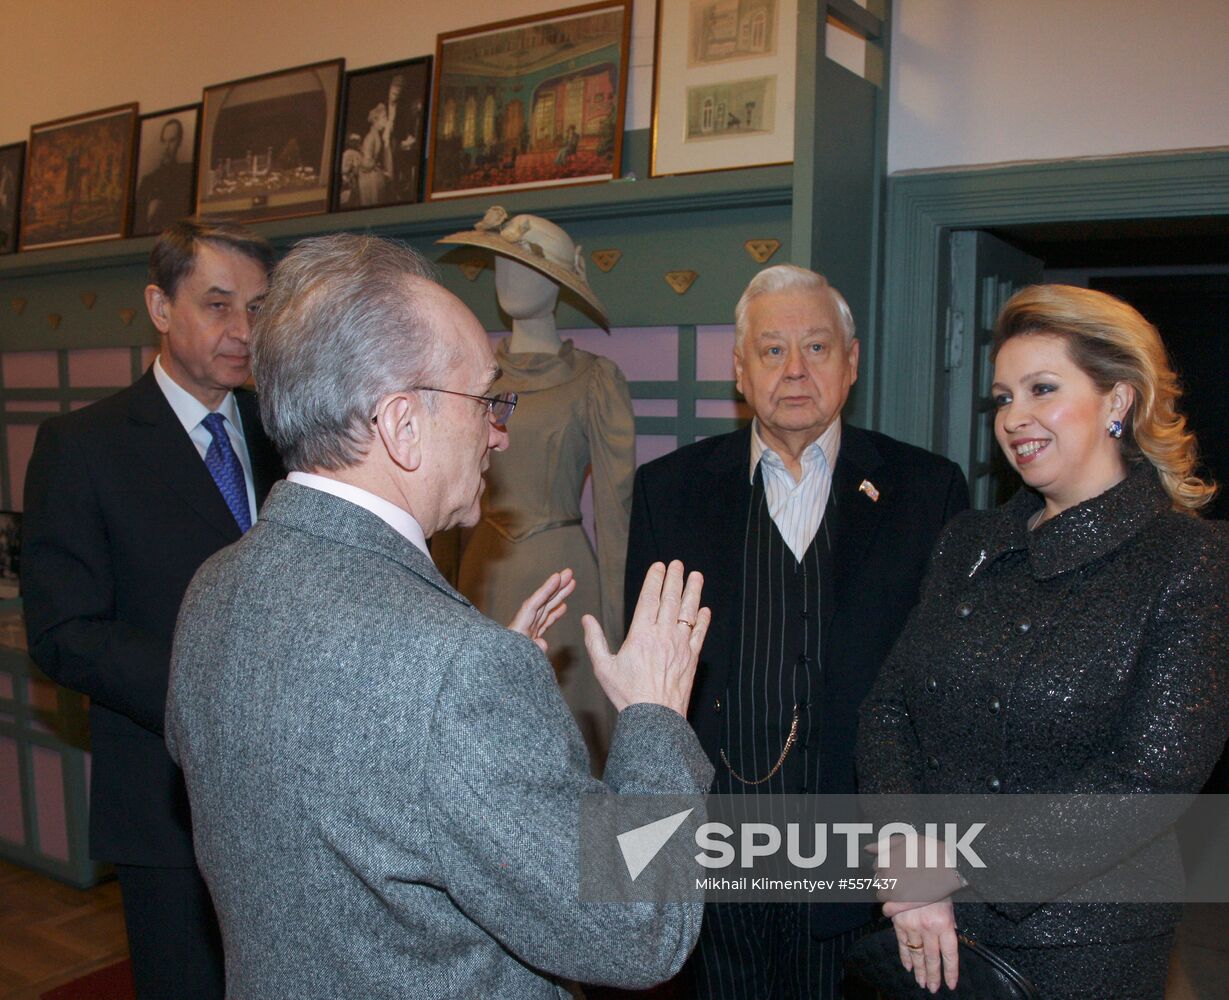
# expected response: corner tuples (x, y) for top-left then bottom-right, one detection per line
(507, 568), (576, 653)
(582, 560), (710, 716)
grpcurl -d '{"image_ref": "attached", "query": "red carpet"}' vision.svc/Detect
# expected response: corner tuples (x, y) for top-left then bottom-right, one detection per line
(41, 959), (134, 1000)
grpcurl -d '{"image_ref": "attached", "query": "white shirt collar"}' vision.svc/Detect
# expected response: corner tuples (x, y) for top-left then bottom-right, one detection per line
(153, 355), (242, 433)
(285, 471), (430, 559)
(749, 417), (842, 482)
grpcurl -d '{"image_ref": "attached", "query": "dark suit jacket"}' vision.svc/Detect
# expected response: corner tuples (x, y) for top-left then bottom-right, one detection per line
(627, 424), (969, 794)
(22, 369), (283, 866)
(626, 424), (968, 937)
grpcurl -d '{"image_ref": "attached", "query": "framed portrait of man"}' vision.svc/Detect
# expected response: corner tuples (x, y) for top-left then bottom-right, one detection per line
(334, 57), (431, 212)
(131, 105), (200, 238)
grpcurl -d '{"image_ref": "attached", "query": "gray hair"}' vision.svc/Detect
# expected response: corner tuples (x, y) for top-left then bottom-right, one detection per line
(252, 234), (454, 472)
(733, 264), (855, 351)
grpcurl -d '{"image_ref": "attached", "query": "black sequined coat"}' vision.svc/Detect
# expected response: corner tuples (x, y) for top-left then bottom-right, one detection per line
(857, 462), (1229, 949)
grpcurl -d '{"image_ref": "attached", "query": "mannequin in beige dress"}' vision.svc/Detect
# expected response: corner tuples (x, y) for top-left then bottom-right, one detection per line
(443, 210), (635, 775)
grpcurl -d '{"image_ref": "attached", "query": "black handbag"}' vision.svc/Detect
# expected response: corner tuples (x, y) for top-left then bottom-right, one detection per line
(843, 925), (1040, 999)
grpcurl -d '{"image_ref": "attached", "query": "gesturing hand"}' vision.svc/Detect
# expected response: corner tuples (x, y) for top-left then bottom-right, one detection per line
(508, 569), (576, 653)
(582, 560), (710, 716)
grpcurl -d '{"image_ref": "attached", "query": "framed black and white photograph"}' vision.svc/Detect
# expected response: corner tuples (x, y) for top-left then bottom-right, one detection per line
(0, 142), (24, 255)
(335, 57), (431, 211)
(131, 104), (200, 238)
(0, 511), (21, 599)
(197, 59), (344, 224)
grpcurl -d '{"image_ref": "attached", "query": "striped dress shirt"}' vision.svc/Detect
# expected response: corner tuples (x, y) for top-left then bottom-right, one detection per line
(749, 418), (841, 561)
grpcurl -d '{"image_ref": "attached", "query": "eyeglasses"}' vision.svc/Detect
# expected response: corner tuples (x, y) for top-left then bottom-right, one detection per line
(371, 387), (518, 425)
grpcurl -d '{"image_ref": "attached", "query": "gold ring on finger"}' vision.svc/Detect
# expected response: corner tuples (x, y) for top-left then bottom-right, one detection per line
(676, 618), (695, 628)
(906, 941), (924, 950)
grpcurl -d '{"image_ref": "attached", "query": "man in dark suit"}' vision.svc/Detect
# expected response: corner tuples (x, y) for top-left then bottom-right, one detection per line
(625, 264), (969, 998)
(22, 219), (284, 999)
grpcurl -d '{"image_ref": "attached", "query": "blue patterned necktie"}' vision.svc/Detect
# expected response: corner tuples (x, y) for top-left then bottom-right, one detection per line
(201, 412), (252, 533)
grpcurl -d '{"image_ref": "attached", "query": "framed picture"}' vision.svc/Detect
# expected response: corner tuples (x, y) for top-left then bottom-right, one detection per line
(197, 59), (344, 224)
(427, 1), (631, 200)
(335, 57), (431, 212)
(131, 104), (200, 238)
(0, 511), (21, 600)
(0, 142), (24, 255)
(650, 0), (797, 177)
(19, 104), (138, 251)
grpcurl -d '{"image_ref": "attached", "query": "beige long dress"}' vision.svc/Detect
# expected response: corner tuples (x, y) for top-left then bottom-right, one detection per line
(456, 339), (635, 774)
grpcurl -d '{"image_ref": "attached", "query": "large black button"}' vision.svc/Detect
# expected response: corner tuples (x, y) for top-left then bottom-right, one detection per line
(926, 755), (940, 771)
(925, 676), (938, 693)
(713, 698), (722, 714)
(988, 696), (1001, 715)
(957, 603), (973, 618)
(1015, 620), (1031, 634)
(986, 776), (1002, 793)
(800, 607), (810, 619)
(797, 653), (811, 667)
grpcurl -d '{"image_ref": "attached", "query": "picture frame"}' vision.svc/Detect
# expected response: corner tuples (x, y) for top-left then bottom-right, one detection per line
(197, 59), (344, 224)
(427, 1), (631, 200)
(0, 142), (24, 255)
(335, 57), (432, 212)
(0, 511), (21, 600)
(19, 104), (138, 251)
(650, 0), (797, 177)
(131, 104), (201, 238)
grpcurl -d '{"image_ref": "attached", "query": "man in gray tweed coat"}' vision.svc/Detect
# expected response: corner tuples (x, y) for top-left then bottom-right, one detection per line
(165, 234), (715, 999)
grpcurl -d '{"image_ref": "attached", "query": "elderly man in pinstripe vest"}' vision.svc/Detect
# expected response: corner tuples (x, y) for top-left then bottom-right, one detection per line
(626, 265), (969, 998)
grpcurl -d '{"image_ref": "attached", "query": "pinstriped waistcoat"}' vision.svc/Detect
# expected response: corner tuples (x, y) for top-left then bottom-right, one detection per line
(715, 469), (834, 795)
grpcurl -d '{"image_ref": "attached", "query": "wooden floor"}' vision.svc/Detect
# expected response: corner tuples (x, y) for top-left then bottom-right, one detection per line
(0, 858), (1224, 999)
(0, 861), (127, 1000)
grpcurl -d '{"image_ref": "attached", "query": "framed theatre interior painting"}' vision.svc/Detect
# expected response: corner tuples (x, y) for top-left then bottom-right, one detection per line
(651, 0), (797, 177)
(0, 142), (24, 255)
(335, 56), (432, 212)
(197, 59), (344, 224)
(131, 104), (200, 238)
(19, 104), (138, 251)
(428, 1), (631, 200)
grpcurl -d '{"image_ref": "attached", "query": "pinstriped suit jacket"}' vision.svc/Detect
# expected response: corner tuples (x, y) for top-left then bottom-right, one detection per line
(166, 481), (714, 999)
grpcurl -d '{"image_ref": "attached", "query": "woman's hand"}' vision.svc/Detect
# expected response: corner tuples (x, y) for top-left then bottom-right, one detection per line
(508, 569), (576, 653)
(866, 833), (964, 992)
(887, 898), (959, 993)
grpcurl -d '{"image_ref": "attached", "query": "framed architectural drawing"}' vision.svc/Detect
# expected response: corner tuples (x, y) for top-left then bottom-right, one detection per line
(335, 57), (431, 211)
(19, 104), (138, 251)
(131, 104), (200, 237)
(651, 0), (797, 177)
(428, 2), (631, 200)
(197, 59), (344, 224)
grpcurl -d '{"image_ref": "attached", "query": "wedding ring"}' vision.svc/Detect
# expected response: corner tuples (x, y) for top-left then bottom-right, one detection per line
(676, 618), (695, 628)
(906, 941), (924, 951)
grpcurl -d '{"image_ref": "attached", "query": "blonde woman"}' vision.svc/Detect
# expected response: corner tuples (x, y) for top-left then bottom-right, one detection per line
(857, 284), (1228, 999)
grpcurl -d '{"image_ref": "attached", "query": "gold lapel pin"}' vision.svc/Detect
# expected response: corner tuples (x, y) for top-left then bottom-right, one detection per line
(859, 479), (880, 502)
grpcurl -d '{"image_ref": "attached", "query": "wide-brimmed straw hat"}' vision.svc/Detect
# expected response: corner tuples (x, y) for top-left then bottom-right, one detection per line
(438, 206), (609, 329)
